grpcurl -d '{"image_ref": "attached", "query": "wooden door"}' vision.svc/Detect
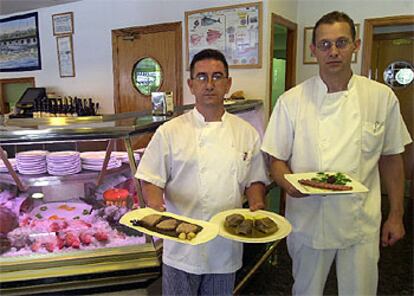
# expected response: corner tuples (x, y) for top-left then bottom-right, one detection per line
(112, 22), (182, 148)
(371, 32), (414, 182)
(362, 16), (414, 190)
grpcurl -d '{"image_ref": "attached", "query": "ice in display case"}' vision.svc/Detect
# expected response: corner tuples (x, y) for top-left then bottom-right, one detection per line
(0, 100), (265, 295)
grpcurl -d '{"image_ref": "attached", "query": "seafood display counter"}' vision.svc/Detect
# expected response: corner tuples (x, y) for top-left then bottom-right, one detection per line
(0, 100), (265, 295)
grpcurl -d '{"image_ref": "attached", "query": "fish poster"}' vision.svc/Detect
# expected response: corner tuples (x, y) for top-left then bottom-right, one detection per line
(186, 2), (262, 68)
(0, 12), (42, 72)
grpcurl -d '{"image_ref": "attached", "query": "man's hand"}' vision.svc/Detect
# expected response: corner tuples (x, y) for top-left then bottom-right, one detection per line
(379, 154), (406, 247)
(249, 200), (265, 212)
(381, 215), (405, 247)
(246, 182), (266, 212)
(268, 157), (308, 198)
(148, 203), (166, 212)
(284, 184), (308, 198)
(141, 180), (166, 212)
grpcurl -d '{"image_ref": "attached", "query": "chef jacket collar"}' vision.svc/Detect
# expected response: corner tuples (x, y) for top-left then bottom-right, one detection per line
(193, 107), (228, 126)
(314, 74), (355, 107)
(316, 73), (356, 95)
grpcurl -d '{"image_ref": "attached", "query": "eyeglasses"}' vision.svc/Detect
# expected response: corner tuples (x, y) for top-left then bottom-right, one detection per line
(192, 72), (227, 83)
(316, 38), (352, 51)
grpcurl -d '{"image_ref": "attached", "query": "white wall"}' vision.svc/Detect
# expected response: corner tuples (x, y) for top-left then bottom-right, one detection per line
(1, 0), (412, 114)
(296, 0), (414, 83)
(0, 0), (298, 114)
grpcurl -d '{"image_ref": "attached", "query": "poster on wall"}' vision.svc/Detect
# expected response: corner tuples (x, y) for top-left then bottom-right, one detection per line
(0, 12), (42, 72)
(56, 35), (75, 77)
(185, 2), (262, 69)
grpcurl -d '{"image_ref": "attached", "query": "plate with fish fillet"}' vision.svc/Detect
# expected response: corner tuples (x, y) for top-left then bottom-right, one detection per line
(119, 207), (219, 245)
(285, 172), (369, 195)
(209, 209), (292, 243)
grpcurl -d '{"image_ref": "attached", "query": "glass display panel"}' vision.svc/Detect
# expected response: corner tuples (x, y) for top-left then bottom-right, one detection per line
(383, 61), (414, 88)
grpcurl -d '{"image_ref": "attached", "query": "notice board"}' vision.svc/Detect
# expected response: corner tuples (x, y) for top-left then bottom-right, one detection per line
(185, 2), (262, 69)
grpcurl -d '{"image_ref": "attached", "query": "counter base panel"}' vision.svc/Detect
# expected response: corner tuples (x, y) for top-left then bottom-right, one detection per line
(1, 267), (160, 296)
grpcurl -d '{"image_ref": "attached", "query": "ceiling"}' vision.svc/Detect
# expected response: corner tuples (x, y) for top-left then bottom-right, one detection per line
(0, 0), (81, 16)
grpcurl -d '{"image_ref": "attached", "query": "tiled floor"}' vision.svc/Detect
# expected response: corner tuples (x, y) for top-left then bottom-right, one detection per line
(89, 277), (161, 296)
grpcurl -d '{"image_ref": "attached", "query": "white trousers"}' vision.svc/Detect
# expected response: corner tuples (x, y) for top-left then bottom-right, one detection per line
(287, 235), (380, 296)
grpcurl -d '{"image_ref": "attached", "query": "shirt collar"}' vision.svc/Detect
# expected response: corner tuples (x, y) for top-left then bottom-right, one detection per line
(316, 73), (355, 96)
(192, 107), (228, 126)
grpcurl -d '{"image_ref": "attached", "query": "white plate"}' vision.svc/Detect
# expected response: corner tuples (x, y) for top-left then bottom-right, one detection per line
(285, 172), (369, 195)
(80, 151), (108, 160)
(16, 150), (48, 157)
(210, 209), (292, 243)
(120, 207), (219, 245)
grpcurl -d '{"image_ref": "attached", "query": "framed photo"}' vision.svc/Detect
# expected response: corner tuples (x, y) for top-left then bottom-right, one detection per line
(52, 12), (73, 35)
(303, 24), (360, 64)
(0, 12), (41, 72)
(56, 35), (75, 77)
(185, 2), (262, 69)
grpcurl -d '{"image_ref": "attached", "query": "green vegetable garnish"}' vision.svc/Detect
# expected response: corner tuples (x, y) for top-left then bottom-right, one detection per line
(312, 172), (351, 185)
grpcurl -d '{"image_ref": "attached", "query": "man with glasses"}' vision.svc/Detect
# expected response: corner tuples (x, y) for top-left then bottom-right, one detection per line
(262, 11), (411, 295)
(136, 49), (269, 295)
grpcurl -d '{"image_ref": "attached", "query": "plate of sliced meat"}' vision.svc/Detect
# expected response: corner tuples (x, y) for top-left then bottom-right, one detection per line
(209, 209), (292, 243)
(119, 208), (219, 245)
(285, 172), (369, 195)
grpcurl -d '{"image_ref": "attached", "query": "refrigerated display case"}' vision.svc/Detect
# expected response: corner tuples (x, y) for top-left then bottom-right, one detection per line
(0, 100), (264, 295)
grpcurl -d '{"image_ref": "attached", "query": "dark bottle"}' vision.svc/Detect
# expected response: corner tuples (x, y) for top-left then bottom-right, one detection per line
(76, 98), (85, 116)
(88, 98), (94, 116)
(50, 99), (57, 117)
(64, 97), (71, 117)
(83, 99), (89, 116)
(70, 97), (77, 117)
(42, 100), (49, 117)
(56, 98), (63, 117)
(95, 102), (100, 115)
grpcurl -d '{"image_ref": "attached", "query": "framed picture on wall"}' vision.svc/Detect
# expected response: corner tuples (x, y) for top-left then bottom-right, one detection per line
(52, 12), (74, 35)
(0, 12), (42, 72)
(56, 35), (75, 77)
(185, 2), (262, 69)
(303, 24), (360, 64)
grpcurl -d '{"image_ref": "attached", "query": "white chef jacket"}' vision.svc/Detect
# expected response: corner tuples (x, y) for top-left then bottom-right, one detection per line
(261, 74), (412, 249)
(136, 108), (269, 274)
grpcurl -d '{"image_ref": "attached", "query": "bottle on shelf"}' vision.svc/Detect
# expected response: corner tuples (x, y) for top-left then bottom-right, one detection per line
(42, 99), (50, 118)
(69, 97), (78, 117)
(83, 99), (89, 116)
(56, 98), (62, 117)
(50, 99), (57, 117)
(63, 97), (70, 117)
(95, 102), (100, 115)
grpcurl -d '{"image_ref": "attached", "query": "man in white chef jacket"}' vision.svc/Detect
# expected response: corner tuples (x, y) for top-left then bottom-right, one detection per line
(136, 49), (269, 296)
(261, 11), (412, 296)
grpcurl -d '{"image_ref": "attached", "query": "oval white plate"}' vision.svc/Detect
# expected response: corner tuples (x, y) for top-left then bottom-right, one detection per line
(120, 207), (219, 246)
(210, 209), (292, 243)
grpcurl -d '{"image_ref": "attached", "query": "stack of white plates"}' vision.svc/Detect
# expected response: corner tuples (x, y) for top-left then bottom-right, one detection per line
(0, 158), (17, 173)
(80, 151), (122, 171)
(46, 151), (82, 176)
(110, 151), (140, 164)
(16, 150), (48, 175)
